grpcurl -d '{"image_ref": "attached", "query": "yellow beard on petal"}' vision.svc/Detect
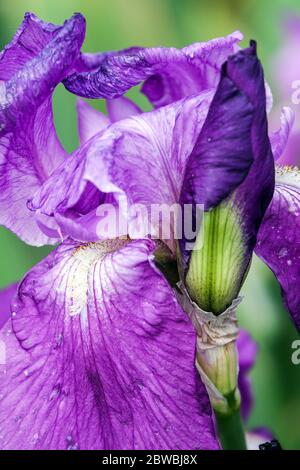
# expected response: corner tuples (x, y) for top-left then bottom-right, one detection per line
(66, 239), (129, 317)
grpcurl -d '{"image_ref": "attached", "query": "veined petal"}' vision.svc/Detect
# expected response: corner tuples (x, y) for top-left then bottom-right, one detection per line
(256, 166), (300, 332)
(0, 239), (218, 450)
(142, 32), (243, 108)
(30, 91), (214, 249)
(237, 330), (257, 421)
(63, 32), (242, 103)
(0, 13), (85, 245)
(0, 284), (17, 329)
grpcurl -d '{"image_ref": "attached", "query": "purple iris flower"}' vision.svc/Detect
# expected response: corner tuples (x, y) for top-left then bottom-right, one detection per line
(27, 26), (299, 331)
(0, 11), (297, 450)
(0, 12), (251, 451)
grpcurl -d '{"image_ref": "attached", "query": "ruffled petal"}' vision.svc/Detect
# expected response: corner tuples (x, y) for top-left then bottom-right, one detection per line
(29, 91), (214, 249)
(0, 239), (218, 450)
(0, 284), (17, 329)
(77, 99), (109, 145)
(237, 330), (257, 421)
(143, 32), (243, 108)
(32, 43), (269, 254)
(63, 32), (242, 103)
(0, 13), (85, 245)
(255, 166), (300, 332)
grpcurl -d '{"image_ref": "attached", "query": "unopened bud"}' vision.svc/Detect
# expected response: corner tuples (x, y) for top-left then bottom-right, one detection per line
(196, 340), (240, 414)
(183, 199), (250, 315)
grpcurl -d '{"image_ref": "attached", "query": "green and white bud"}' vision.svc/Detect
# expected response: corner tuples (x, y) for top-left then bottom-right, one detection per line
(184, 198), (249, 315)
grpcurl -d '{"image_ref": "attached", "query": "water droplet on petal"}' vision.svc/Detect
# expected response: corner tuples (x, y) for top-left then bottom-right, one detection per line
(32, 432), (40, 444)
(278, 247), (288, 259)
(65, 435), (79, 450)
(53, 333), (63, 349)
(49, 384), (62, 401)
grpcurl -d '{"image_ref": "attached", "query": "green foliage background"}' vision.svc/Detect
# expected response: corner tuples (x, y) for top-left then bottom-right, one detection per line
(0, 0), (299, 449)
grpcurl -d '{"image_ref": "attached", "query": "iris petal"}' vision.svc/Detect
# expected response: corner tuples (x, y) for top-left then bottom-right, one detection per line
(30, 91), (214, 248)
(256, 166), (300, 332)
(0, 284), (17, 329)
(237, 330), (257, 421)
(107, 96), (142, 122)
(0, 239), (218, 450)
(77, 99), (109, 145)
(270, 107), (295, 161)
(0, 13), (85, 245)
(63, 32), (242, 102)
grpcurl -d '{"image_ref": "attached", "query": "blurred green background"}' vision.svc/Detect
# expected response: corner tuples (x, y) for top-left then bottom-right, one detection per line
(0, 0), (299, 449)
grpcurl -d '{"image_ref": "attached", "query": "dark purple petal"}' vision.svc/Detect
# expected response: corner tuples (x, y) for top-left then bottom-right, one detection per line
(180, 56), (254, 212)
(237, 330), (258, 421)
(0, 239), (218, 450)
(216, 42), (275, 290)
(63, 33), (242, 102)
(255, 166), (300, 332)
(0, 13), (85, 245)
(0, 284), (17, 329)
(182, 42), (275, 315)
(179, 42), (274, 268)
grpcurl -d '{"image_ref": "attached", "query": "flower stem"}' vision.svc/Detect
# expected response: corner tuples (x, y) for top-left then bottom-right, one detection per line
(214, 405), (247, 450)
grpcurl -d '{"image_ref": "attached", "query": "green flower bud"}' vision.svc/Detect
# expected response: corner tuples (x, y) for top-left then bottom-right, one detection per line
(184, 198), (249, 315)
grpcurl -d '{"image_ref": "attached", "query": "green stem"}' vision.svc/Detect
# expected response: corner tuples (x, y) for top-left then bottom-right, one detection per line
(214, 406), (247, 450)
